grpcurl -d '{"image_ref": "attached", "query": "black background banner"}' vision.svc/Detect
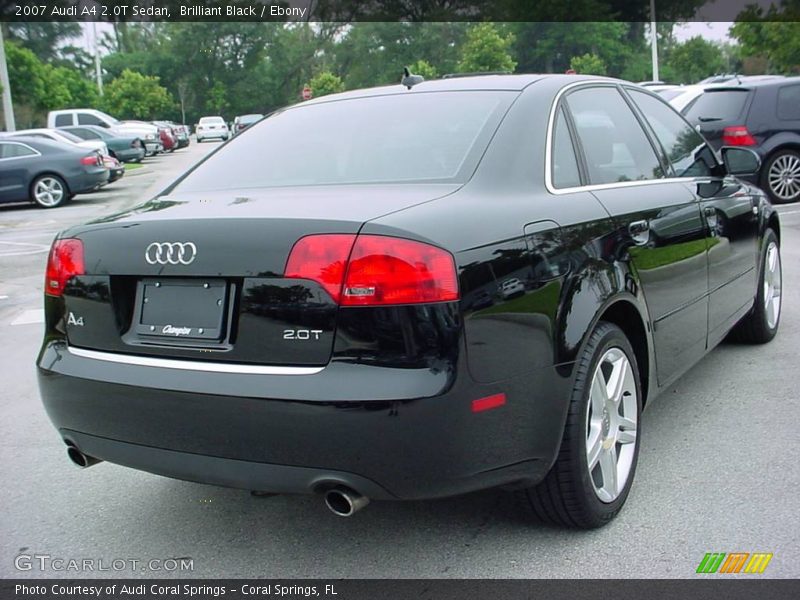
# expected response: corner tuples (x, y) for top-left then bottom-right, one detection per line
(2, 579), (800, 600)
(0, 0), (797, 23)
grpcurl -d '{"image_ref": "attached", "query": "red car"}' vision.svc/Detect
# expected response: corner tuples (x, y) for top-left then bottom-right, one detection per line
(157, 126), (177, 152)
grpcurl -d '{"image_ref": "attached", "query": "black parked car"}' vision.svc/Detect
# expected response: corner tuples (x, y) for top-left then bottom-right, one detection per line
(0, 137), (108, 208)
(37, 75), (781, 528)
(684, 77), (800, 203)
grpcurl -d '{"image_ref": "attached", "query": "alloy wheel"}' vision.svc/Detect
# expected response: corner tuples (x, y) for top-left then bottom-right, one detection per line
(768, 153), (800, 202)
(33, 177), (65, 207)
(763, 241), (782, 330)
(586, 347), (638, 503)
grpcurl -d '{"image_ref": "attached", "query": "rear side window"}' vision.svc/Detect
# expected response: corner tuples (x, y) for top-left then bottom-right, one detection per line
(777, 85), (800, 120)
(684, 90), (750, 123)
(628, 89), (714, 177)
(54, 114), (72, 127)
(566, 87), (663, 185)
(551, 107), (581, 188)
(177, 92), (513, 191)
(0, 143), (37, 158)
(78, 113), (106, 126)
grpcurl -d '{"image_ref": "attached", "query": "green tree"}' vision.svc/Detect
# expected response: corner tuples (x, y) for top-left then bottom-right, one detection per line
(207, 81), (228, 115)
(570, 53), (607, 75)
(457, 23), (516, 73)
(307, 71), (345, 98)
(408, 59), (438, 80)
(101, 69), (174, 119)
(665, 36), (724, 83)
(731, 1), (800, 75)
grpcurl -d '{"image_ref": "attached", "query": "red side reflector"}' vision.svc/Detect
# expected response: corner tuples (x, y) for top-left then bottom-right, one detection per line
(284, 234), (459, 306)
(722, 126), (756, 146)
(45, 239), (85, 297)
(471, 393), (507, 413)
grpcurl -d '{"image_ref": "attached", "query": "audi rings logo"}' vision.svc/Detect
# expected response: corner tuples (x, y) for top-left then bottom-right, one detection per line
(145, 242), (197, 265)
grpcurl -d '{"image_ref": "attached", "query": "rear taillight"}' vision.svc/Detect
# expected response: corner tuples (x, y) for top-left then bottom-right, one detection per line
(722, 126), (756, 146)
(285, 234), (459, 306)
(45, 239), (84, 297)
(80, 154), (98, 166)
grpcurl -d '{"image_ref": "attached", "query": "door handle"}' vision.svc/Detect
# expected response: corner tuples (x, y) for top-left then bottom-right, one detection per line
(628, 220), (650, 245)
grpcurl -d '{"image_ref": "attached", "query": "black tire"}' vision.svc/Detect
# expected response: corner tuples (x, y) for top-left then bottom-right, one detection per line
(761, 149), (800, 204)
(728, 229), (781, 344)
(30, 174), (69, 208)
(518, 322), (642, 528)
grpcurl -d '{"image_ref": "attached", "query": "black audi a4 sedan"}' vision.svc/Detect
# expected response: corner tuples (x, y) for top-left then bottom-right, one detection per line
(38, 75), (782, 528)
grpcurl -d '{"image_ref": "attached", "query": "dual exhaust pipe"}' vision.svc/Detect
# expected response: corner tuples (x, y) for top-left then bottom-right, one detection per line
(64, 441), (370, 516)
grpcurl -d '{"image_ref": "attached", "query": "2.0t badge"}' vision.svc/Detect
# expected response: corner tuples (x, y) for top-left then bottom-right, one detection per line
(145, 242), (197, 265)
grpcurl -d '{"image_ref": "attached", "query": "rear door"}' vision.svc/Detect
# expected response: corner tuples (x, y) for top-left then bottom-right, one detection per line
(626, 87), (760, 344)
(563, 84), (709, 385)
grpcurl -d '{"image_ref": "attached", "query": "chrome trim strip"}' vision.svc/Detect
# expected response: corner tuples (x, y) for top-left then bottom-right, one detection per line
(543, 79), (691, 195)
(67, 346), (325, 376)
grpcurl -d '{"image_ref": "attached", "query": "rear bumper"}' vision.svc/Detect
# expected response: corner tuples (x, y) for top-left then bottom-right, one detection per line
(37, 340), (569, 500)
(116, 148), (146, 162)
(70, 169), (109, 194)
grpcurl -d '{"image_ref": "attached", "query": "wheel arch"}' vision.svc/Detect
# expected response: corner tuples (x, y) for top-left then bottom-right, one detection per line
(29, 171), (71, 198)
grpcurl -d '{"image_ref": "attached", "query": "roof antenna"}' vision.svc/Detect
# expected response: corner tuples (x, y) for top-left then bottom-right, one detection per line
(401, 67), (424, 90)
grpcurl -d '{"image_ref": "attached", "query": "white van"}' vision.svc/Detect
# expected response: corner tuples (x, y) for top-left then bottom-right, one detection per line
(48, 109), (162, 156)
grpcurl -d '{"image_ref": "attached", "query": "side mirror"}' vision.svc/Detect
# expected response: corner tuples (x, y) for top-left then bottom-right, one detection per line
(721, 147), (761, 176)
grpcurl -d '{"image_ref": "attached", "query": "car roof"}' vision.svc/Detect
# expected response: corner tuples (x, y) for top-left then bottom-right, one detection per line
(299, 74), (617, 107)
(0, 135), (80, 151)
(707, 76), (797, 91)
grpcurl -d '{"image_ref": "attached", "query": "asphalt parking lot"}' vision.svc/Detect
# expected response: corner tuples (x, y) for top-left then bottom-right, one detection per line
(1, 144), (798, 579)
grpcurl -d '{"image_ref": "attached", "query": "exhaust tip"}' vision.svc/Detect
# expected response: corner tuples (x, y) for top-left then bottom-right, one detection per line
(66, 445), (100, 468)
(324, 487), (369, 517)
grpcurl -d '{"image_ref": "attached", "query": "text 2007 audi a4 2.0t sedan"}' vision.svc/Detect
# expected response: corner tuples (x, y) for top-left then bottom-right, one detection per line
(38, 75), (781, 528)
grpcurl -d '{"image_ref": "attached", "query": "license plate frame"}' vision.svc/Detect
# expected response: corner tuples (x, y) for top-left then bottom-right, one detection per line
(132, 278), (227, 341)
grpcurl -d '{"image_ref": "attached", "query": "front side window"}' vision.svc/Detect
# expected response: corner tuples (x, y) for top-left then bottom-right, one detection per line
(628, 89), (715, 177)
(54, 114), (72, 127)
(566, 87), (663, 185)
(551, 107), (581, 188)
(78, 113), (104, 126)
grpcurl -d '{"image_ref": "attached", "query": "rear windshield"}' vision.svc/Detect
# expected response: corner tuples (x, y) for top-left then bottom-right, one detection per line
(239, 114), (263, 123)
(199, 117), (224, 124)
(175, 91), (513, 191)
(684, 89), (750, 123)
(54, 130), (83, 144)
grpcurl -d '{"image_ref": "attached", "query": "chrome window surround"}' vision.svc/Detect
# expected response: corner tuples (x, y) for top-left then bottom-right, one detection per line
(544, 80), (695, 195)
(0, 141), (41, 161)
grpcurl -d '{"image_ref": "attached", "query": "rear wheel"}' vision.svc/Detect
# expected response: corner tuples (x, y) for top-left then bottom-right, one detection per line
(31, 175), (69, 208)
(518, 322), (641, 528)
(729, 228), (781, 343)
(762, 149), (800, 204)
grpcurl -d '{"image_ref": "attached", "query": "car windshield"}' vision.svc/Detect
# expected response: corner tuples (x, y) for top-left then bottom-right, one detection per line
(684, 89), (750, 123)
(176, 91), (512, 191)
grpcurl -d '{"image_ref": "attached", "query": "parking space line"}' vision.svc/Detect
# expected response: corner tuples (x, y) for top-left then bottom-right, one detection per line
(10, 309), (44, 326)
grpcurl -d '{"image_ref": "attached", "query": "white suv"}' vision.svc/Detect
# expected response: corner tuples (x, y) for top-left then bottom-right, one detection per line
(196, 116), (230, 142)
